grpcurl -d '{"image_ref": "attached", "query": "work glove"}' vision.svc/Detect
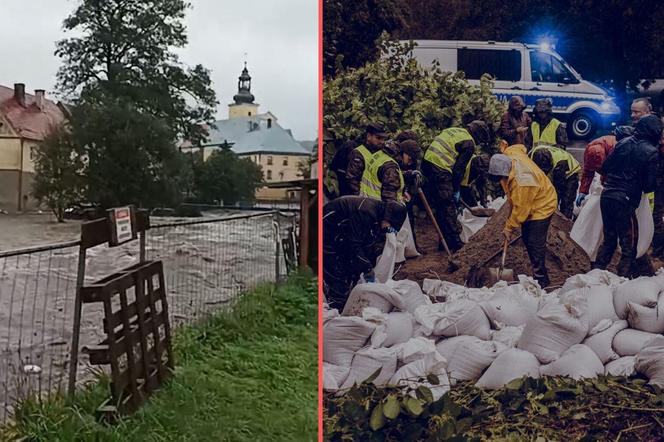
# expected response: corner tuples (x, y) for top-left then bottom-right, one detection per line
(411, 170), (424, 188)
(453, 191), (461, 204)
(575, 193), (587, 207)
(364, 271), (376, 283)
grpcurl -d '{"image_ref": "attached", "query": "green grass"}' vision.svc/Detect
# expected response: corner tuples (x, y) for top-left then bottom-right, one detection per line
(2, 273), (318, 442)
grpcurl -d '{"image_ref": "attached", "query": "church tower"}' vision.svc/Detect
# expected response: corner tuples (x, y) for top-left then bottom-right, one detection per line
(228, 62), (259, 119)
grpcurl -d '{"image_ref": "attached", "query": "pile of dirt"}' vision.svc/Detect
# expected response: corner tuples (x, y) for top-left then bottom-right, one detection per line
(395, 203), (592, 287)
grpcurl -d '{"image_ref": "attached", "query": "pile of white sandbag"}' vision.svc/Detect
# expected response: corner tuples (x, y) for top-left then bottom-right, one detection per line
(323, 267), (664, 395)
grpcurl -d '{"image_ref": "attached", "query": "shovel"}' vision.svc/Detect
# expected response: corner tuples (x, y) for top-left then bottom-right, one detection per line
(417, 188), (460, 272)
(488, 239), (515, 284)
(460, 199), (495, 218)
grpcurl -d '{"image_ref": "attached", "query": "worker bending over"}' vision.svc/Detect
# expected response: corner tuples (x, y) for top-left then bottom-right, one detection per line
(322, 196), (407, 310)
(422, 121), (491, 252)
(530, 144), (580, 219)
(488, 146), (558, 288)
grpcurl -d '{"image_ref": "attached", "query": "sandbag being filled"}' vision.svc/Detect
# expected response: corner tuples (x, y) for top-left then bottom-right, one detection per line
(476, 348), (540, 389)
(323, 316), (376, 366)
(374, 232), (398, 283)
(539, 344), (604, 380)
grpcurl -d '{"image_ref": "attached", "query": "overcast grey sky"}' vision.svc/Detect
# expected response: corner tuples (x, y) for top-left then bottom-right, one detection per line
(0, 0), (318, 141)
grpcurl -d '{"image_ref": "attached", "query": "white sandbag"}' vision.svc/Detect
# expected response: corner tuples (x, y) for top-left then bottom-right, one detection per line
(323, 363), (351, 391)
(398, 214), (420, 259)
(571, 192), (603, 260)
(517, 289), (589, 363)
(635, 193), (654, 258)
(613, 276), (663, 320)
(386, 279), (430, 313)
(458, 208), (488, 243)
(582, 320), (628, 364)
(323, 316), (376, 366)
(371, 312), (414, 348)
(480, 292), (537, 328)
(560, 269), (624, 294)
(395, 240), (406, 264)
(414, 300), (491, 340)
(447, 339), (507, 382)
(422, 279), (495, 303)
(585, 285), (619, 333)
(323, 307), (340, 325)
(490, 326), (524, 348)
(626, 292), (664, 333)
(604, 356), (636, 377)
(341, 346), (398, 389)
(374, 232), (397, 283)
(389, 351), (450, 400)
(342, 283), (399, 316)
(393, 337), (438, 364)
(476, 348), (540, 389)
(539, 344), (604, 380)
(635, 336), (664, 387)
(612, 329), (661, 357)
(435, 335), (477, 362)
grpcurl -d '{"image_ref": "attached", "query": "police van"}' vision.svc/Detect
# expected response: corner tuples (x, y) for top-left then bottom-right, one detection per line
(408, 40), (621, 139)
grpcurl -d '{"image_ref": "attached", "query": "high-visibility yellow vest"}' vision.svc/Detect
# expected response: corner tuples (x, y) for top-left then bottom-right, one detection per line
(648, 192), (655, 210)
(424, 128), (474, 173)
(529, 145), (581, 178)
(461, 154), (479, 187)
(357, 146), (404, 201)
(531, 118), (561, 147)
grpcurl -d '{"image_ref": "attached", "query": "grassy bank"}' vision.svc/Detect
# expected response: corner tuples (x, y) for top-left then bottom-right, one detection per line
(2, 273), (318, 442)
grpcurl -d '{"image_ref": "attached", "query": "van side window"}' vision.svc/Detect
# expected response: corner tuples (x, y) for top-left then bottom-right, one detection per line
(458, 48), (521, 81)
(530, 51), (576, 83)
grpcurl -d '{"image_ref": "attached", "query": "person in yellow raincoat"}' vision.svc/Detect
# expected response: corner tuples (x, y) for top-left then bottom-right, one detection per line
(488, 144), (558, 287)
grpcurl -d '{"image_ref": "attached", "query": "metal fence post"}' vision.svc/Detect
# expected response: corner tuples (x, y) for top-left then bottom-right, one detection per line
(273, 219), (281, 283)
(67, 245), (87, 397)
(139, 229), (146, 263)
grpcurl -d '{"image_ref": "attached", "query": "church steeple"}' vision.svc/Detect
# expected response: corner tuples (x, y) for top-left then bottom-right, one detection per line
(233, 62), (255, 104)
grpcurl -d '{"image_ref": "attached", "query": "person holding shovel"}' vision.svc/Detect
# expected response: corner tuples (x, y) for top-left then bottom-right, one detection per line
(488, 148), (557, 288)
(421, 121), (491, 252)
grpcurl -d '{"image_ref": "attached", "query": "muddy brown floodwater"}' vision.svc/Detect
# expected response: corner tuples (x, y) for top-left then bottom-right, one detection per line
(395, 203), (592, 287)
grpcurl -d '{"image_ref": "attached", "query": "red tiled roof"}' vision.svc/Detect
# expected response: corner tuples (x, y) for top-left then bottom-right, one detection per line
(0, 85), (66, 140)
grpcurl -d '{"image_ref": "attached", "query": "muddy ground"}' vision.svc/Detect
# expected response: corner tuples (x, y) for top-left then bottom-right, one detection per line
(394, 203), (594, 288)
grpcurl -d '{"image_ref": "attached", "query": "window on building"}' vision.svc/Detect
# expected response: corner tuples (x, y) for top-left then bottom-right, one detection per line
(267, 118), (272, 129)
(248, 111), (252, 116)
(283, 157), (288, 166)
(458, 48), (521, 81)
(266, 170), (272, 180)
(29, 146), (37, 161)
(279, 171), (284, 180)
(267, 156), (273, 165)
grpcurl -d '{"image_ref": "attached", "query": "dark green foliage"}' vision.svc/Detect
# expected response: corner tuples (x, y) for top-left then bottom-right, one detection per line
(32, 125), (85, 222)
(325, 375), (664, 441)
(193, 149), (264, 205)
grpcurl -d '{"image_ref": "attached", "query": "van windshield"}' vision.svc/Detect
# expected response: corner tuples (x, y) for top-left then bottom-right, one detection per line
(530, 50), (578, 83)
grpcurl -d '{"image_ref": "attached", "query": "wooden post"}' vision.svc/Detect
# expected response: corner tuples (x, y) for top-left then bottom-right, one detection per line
(67, 245), (87, 397)
(298, 183), (310, 268)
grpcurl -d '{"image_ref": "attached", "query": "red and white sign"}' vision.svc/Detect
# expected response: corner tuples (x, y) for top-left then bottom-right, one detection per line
(113, 206), (133, 244)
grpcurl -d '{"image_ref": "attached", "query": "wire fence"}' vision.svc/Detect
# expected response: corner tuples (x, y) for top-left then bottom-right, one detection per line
(0, 211), (296, 423)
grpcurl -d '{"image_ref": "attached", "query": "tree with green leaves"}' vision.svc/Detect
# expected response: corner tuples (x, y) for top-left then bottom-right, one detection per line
(32, 125), (85, 222)
(194, 149), (264, 206)
(53, 0), (217, 209)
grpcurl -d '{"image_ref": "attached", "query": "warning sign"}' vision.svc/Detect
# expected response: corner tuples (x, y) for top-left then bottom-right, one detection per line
(108, 206), (137, 246)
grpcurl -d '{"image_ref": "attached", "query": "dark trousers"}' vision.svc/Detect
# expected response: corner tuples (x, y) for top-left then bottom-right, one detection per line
(406, 197), (418, 249)
(557, 174), (579, 219)
(652, 161), (664, 256)
(424, 173), (463, 252)
(521, 216), (552, 288)
(323, 249), (361, 311)
(594, 195), (638, 277)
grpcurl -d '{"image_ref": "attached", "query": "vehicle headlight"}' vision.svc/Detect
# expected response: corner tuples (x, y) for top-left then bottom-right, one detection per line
(599, 99), (619, 113)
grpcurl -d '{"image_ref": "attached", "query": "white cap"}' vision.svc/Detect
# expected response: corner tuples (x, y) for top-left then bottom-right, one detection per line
(488, 154), (512, 177)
